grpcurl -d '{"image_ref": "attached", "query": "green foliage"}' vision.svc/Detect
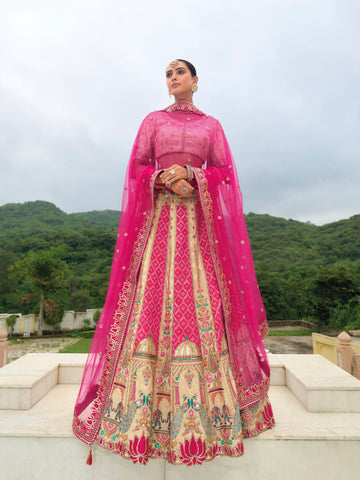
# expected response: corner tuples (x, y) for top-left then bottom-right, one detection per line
(43, 298), (65, 334)
(245, 213), (360, 326)
(11, 246), (70, 293)
(83, 319), (91, 328)
(0, 201), (359, 329)
(0, 200), (120, 243)
(268, 329), (317, 336)
(9, 246), (70, 334)
(67, 290), (92, 311)
(6, 314), (18, 337)
(0, 251), (17, 295)
(93, 309), (102, 326)
(329, 296), (360, 331)
(60, 337), (93, 353)
(311, 263), (359, 326)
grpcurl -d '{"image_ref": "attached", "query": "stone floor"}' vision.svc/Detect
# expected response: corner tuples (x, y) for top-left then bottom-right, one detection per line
(264, 333), (360, 354)
(263, 335), (314, 354)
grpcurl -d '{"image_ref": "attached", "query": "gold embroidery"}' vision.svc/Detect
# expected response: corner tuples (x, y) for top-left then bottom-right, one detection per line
(74, 180), (275, 462)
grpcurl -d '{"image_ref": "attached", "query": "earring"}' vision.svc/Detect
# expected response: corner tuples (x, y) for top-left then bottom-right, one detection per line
(192, 84), (198, 92)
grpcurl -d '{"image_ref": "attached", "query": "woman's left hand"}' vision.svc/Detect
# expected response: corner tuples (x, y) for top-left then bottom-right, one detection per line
(160, 164), (187, 187)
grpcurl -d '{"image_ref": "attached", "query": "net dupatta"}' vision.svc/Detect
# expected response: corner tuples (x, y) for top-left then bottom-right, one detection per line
(192, 118), (270, 408)
(72, 109), (271, 448)
(72, 113), (160, 445)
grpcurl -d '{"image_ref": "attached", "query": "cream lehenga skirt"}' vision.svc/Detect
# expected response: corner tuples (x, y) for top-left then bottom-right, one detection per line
(95, 190), (275, 465)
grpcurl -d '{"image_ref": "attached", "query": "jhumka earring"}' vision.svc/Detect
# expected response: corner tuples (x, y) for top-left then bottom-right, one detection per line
(192, 83), (198, 92)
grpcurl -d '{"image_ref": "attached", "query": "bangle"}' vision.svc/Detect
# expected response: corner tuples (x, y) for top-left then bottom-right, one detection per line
(185, 164), (194, 182)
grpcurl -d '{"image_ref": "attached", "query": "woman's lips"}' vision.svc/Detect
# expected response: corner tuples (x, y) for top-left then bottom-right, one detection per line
(171, 83), (180, 87)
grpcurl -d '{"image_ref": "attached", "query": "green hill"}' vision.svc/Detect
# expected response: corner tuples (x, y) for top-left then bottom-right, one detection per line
(0, 201), (120, 242)
(0, 201), (359, 329)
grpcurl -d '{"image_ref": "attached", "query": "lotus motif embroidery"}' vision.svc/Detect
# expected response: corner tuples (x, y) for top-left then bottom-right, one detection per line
(178, 436), (207, 465)
(128, 435), (149, 464)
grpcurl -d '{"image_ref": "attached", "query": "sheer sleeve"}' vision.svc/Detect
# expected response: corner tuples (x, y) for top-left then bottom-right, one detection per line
(208, 119), (229, 167)
(203, 119), (243, 211)
(122, 114), (162, 213)
(131, 114), (157, 178)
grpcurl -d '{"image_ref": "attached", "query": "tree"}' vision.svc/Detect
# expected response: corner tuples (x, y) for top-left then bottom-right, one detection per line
(329, 296), (360, 331)
(312, 263), (359, 326)
(256, 270), (291, 320)
(67, 290), (92, 312)
(0, 251), (17, 295)
(43, 298), (64, 334)
(10, 247), (70, 335)
(6, 314), (18, 337)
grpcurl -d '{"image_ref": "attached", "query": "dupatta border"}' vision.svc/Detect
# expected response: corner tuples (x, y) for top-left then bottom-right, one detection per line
(72, 171), (159, 445)
(193, 167), (270, 409)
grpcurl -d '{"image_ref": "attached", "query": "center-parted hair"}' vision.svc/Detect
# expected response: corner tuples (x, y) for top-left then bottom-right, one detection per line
(168, 59), (197, 78)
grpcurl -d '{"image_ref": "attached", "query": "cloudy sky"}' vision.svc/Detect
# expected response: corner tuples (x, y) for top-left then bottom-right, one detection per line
(0, 0), (359, 225)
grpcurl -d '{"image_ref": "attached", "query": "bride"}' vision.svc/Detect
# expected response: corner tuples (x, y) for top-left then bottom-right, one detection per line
(72, 59), (275, 466)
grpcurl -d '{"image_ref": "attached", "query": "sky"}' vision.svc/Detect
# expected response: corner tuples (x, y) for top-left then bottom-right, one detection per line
(0, 0), (359, 226)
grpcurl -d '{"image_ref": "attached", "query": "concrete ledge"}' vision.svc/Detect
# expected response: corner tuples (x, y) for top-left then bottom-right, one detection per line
(0, 353), (286, 410)
(0, 353), (85, 409)
(273, 354), (360, 412)
(0, 384), (359, 480)
(0, 354), (59, 409)
(266, 353), (285, 385)
(1, 354), (360, 478)
(3, 353), (360, 413)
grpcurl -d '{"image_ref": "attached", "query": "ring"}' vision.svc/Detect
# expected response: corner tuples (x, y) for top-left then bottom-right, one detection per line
(170, 168), (176, 175)
(181, 187), (188, 193)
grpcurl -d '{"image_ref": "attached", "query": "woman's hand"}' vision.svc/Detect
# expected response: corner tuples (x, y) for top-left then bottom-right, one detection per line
(171, 179), (194, 197)
(160, 164), (188, 188)
(155, 170), (165, 186)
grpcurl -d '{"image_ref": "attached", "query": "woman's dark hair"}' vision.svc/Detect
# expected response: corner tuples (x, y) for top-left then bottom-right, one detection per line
(177, 59), (197, 77)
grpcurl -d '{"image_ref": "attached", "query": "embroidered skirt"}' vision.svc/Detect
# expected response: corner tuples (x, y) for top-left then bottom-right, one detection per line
(95, 190), (275, 465)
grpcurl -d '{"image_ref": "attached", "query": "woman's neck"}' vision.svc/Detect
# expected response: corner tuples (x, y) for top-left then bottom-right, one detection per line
(174, 97), (193, 104)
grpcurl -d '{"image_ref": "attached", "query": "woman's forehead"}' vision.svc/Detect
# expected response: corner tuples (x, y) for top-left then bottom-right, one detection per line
(166, 60), (188, 72)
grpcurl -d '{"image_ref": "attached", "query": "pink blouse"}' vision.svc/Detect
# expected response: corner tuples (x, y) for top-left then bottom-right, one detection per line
(134, 109), (226, 174)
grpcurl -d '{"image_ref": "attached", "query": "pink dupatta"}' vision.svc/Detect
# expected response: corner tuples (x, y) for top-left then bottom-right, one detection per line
(72, 101), (270, 448)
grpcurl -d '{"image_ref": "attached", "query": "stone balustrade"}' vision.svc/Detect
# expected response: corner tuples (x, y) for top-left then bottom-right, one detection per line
(312, 331), (360, 380)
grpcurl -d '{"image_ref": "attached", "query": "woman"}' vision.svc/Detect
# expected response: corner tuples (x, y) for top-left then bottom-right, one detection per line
(72, 59), (275, 466)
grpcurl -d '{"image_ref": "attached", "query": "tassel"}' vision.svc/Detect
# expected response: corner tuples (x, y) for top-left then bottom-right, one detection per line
(86, 445), (92, 465)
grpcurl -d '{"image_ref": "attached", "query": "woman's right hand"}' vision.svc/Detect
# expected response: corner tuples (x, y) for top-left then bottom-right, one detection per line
(171, 179), (194, 197)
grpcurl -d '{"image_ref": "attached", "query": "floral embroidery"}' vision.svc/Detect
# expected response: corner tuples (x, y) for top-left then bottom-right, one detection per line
(162, 101), (205, 116)
(74, 177), (275, 464)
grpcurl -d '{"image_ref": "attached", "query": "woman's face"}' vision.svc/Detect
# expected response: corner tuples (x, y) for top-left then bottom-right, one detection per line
(166, 61), (197, 100)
